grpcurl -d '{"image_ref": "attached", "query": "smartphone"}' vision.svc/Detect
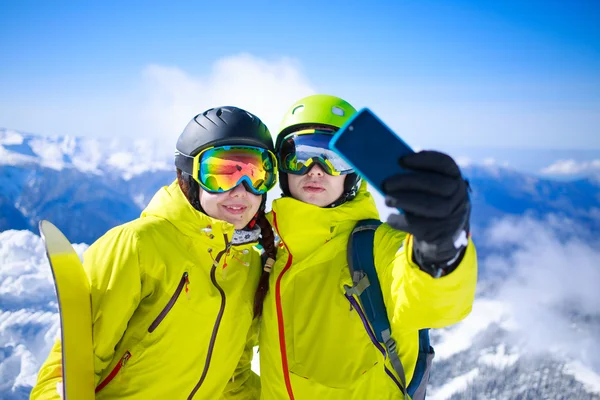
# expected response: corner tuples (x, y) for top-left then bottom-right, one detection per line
(329, 108), (414, 197)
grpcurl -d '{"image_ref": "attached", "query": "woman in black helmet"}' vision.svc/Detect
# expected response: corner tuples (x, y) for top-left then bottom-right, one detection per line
(32, 106), (277, 399)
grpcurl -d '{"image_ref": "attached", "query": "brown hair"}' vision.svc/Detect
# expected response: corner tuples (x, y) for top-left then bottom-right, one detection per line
(176, 169), (203, 211)
(253, 211), (276, 318)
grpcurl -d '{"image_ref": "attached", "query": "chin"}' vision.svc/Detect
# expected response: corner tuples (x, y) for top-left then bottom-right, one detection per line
(302, 196), (330, 207)
(233, 218), (250, 230)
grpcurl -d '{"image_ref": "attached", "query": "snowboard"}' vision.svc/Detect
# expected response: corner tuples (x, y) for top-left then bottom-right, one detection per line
(39, 220), (95, 400)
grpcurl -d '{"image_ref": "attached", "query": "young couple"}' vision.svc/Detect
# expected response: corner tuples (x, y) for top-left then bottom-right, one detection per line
(32, 95), (477, 399)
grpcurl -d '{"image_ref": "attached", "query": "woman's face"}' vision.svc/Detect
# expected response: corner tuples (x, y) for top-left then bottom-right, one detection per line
(199, 184), (262, 229)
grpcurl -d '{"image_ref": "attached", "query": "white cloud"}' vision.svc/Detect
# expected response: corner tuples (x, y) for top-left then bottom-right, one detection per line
(482, 157), (496, 166)
(0, 54), (316, 159)
(484, 216), (600, 370)
(541, 159), (600, 176)
(140, 53), (316, 147)
(455, 156), (472, 168)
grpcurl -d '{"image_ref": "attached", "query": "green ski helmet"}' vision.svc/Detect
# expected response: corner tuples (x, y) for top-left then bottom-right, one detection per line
(276, 94), (361, 207)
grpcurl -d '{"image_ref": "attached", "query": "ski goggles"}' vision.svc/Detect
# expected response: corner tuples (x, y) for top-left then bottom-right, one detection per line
(182, 145), (277, 195)
(278, 129), (354, 176)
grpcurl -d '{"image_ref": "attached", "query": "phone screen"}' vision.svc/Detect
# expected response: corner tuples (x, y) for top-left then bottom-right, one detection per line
(329, 108), (414, 196)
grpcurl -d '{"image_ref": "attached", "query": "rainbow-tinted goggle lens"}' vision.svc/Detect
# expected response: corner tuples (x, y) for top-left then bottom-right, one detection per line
(189, 145), (277, 195)
(278, 129), (354, 176)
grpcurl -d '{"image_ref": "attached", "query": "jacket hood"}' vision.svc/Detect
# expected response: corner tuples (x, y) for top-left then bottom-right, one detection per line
(142, 180), (240, 241)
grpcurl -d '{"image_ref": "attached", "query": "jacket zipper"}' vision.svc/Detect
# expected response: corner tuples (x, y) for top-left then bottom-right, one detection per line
(148, 272), (189, 333)
(272, 211), (296, 400)
(187, 234), (231, 399)
(95, 351), (132, 393)
(345, 294), (405, 394)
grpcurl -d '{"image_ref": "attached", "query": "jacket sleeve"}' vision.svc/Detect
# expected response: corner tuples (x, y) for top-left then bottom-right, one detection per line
(85, 226), (145, 386)
(374, 223), (477, 331)
(219, 318), (261, 400)
(30, 339), (63, 400)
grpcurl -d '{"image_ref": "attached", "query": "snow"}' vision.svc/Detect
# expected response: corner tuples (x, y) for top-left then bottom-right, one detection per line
(0, 146), (38, 167)
(541, 159), (600, 176)
(428, 368), (480, 400)
(564, 361), (600, 395)
(0, 230), (87, 397)
(0, 128), (171, 180)
(434, 300), (512, 361)
(0, 130), (25, 146)
(478, 343), (519, 369)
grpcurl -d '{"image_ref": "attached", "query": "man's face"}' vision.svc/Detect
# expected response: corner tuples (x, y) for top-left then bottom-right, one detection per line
(288, 164), (345, 207)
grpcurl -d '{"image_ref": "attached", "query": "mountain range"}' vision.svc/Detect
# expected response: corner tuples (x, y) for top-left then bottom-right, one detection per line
(1, 128), (599, 399)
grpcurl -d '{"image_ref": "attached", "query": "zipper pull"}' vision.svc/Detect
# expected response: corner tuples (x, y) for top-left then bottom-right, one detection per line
(221, 258), (228, 280)
(184, 272), (190, 299)
(122, 351), (132, 366)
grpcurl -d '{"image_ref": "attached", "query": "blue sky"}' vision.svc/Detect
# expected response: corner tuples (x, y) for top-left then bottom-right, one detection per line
(1, 0), (599, 157)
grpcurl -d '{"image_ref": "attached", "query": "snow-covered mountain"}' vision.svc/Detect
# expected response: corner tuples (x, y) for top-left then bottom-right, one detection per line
(1, 128), (600, 399)
(427, 216), (600, 399)
(4, 128), (600, 245)
(0, 128), (172, 178)
(0, 128), (175, 243)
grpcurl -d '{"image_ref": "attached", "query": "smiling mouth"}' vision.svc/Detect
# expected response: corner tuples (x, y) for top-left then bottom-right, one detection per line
(222, 205), (247, 215)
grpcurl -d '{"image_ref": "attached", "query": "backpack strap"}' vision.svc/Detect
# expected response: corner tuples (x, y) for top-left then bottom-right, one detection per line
(345, 219), (407, 392)
(406, 329), (434, 398)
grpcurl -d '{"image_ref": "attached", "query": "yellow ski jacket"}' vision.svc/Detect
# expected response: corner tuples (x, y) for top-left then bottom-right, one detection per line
(31, 181), (262, 399)
(259, 183), (477, 399)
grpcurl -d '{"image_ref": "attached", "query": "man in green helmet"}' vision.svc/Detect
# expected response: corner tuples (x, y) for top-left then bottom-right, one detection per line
(254, 94), (477, 399)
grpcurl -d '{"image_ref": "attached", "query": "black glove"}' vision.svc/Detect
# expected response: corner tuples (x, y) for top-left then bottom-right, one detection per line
(382, 150), (471, 278)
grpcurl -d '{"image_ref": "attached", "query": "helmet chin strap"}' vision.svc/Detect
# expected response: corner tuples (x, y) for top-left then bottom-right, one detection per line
(325, 174), (361, 208)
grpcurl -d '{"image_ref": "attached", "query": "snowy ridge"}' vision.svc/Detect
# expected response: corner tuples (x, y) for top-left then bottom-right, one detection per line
(0, 129), (178, 243)
(0, 128), (172, 180)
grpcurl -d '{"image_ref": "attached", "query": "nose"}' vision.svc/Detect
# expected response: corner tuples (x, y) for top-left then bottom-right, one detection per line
(307, 164), (325, 177)
(229, 184), (248, 197)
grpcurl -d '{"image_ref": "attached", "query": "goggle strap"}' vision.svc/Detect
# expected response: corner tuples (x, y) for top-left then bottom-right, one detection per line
(174, 152), (194, 176)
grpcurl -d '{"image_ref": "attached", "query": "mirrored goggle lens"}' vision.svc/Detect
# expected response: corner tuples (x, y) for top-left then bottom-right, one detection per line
(199, 146), (276, 194)
(279, 131), (354, 175)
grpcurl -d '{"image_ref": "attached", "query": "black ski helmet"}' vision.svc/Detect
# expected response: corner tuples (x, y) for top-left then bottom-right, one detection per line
(174, 106), (274, 214)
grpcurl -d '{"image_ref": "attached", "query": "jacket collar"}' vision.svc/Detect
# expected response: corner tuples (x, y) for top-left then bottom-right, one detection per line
(269, 182), (380, 260)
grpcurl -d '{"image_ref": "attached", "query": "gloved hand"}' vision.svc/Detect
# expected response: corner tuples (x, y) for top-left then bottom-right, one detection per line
(382, 150), (471, 277)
